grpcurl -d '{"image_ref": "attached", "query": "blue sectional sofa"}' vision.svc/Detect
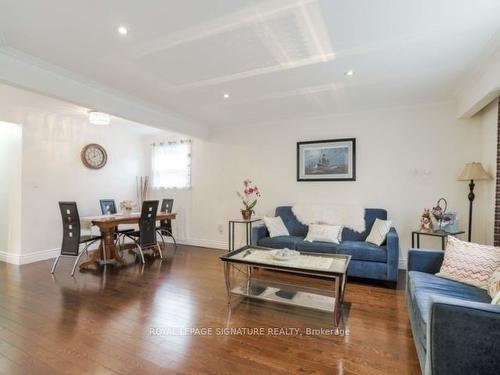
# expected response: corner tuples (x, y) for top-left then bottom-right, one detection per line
(407, 249), (500, 375)
(252, 206), (399, 284)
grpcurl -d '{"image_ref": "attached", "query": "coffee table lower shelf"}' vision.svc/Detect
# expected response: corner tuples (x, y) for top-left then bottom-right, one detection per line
(230, 282), (335, 313)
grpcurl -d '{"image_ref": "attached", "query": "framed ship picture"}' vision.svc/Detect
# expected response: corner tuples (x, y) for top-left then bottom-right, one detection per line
(297, 138), (356, 181)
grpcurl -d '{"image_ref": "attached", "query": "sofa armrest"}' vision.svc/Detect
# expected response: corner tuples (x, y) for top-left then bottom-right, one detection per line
(427, 295), (500, 375)
(386, 227), (399, 282)
(251, 225), (268, 246)
(407, 249), (444, 274)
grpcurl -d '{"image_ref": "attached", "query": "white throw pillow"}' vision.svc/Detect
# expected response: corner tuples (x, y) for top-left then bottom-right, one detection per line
(305, 224), (342, 244)
(263, 216), (290, 238)
(365, 218), (392, 246)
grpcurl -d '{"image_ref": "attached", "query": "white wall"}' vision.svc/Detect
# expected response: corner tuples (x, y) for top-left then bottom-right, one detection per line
(20, 119), (147, 262)
(147, 102), (485, 267)
(0, 122), (22, 262)
(0, 84), (153, 264)
(477, 98), (498, 245)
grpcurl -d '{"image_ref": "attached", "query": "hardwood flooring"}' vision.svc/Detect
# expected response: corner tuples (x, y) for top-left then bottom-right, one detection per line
(0, 245), (421, 375)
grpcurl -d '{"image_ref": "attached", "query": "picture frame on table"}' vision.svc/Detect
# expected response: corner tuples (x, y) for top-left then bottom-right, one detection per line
(297, 138), (356, 182)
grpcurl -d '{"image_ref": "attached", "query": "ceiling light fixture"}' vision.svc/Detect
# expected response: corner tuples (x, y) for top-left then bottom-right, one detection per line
(345, 69), (355, 77)
(88, 111), (111, 125)
(223, 93), (230, 99)
(117, 26), (128, 35)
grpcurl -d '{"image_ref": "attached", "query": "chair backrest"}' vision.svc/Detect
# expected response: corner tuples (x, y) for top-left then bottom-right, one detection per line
(139, 200), (159, 247)
(160, 198), (174, 213)
(59, 201), (81, 256)
(100, 199), (117, 215)
(159, 198), (174, 230)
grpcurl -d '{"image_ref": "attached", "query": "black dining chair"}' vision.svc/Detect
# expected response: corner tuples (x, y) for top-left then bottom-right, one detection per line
(51, 202), (102, 276)
(156, 198), (176, 249)
(123, 200), (162, 263)
(99, 199), (135, 242)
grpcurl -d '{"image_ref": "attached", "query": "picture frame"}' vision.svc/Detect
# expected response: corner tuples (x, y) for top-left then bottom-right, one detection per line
(297, 138), (356, 181)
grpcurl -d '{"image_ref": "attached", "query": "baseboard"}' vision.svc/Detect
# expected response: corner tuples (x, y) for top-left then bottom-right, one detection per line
(0, 248), (60, 265)
(177, 238), (228, 250)
(0, 240), (409, 269)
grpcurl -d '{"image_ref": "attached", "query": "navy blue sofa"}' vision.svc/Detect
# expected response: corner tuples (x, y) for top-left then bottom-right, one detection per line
(252, 206), (399, 283)
(407, 249), (500, 375)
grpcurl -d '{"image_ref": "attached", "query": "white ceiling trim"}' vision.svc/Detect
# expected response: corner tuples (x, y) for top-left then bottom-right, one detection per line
(0, 47), (208, 138)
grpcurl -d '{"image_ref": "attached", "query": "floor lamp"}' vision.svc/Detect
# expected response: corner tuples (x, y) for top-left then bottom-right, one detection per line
(457, 162), (491, 242)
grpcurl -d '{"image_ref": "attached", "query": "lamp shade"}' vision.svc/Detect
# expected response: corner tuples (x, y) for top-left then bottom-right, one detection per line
(457, 162), (491, 181)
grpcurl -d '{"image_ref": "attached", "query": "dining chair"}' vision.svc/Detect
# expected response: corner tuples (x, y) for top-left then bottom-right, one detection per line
(156, 198), (176, 249)
(123, 200), (161, 263)
(51, 202), (102, 276)
(99, 199), (135, 243)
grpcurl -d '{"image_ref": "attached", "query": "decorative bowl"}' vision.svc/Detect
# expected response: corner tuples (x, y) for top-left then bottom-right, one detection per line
(269, 249), (300, 261)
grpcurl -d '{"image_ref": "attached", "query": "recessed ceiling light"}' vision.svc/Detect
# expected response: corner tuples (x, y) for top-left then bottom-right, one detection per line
(89, 111), (110, 125)
(223, 93), (230, 99)
(345, 69), (355, 77)
(117, 26), (128, 35)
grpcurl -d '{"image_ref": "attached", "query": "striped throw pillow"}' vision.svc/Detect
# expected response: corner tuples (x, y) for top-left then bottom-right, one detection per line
(488, 267), (500, 305)
(437, 237), (500, 290)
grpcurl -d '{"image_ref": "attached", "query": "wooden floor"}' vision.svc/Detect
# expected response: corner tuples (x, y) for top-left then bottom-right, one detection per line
(0, 245), (421, 375)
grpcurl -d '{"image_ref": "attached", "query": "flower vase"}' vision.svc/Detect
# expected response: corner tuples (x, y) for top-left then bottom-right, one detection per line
(241, 209), (252, 220)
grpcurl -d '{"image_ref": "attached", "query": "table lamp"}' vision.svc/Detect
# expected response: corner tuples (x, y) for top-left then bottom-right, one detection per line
(457, 162), (491, 242)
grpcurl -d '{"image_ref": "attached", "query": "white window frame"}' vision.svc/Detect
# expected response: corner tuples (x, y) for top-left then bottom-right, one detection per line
(151, 140), (192, 189)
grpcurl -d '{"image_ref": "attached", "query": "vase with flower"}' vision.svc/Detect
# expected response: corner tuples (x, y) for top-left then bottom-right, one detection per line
(120, 200), (135, 215)
(237, 179), (261, 220)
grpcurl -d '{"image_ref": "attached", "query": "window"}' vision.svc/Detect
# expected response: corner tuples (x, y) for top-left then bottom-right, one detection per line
(151, 140), (192, 189)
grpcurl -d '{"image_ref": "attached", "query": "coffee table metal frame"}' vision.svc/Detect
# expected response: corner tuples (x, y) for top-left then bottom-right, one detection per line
(220, 245), (350, 326)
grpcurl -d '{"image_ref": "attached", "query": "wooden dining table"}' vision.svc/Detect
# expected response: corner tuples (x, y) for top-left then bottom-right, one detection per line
(79, 212), (177, 269)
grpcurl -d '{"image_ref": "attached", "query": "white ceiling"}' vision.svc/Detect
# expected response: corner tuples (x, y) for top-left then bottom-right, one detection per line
(0, 83), (163, 136)
(1, 0), (499, 129)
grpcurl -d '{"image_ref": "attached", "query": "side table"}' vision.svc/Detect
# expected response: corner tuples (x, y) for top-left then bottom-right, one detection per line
(411, 229), (465, 250)
(228, 218), (262, 251)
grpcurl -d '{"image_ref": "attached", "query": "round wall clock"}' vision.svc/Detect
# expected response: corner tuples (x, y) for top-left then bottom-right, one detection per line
(81, 143), (108, 169)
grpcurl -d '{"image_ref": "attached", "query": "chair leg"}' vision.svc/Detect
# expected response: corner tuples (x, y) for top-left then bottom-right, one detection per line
(137, 244), (145, 264)
(71, 250), (86, 277)
(102, 242), (107, 263)
(157, 229), (166, 250)
(51, 256), (61, 274)
(157, 244), (163, 259)
(166, 230), (177, 251)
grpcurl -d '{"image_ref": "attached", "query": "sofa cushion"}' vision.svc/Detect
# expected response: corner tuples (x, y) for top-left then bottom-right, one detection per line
(296, 240), (339, 254)
(257, 236), (303, 249)
(338, 241), (387, 262)
(408, 271), (491, 350)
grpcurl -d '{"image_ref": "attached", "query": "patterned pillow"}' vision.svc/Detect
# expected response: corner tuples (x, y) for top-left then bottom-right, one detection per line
(437, 236), (500, 289)
(488, 267), (500, 305)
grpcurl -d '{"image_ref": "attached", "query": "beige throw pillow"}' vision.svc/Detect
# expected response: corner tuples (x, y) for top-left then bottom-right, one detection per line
(437, 237), (500, 290)
(365, 219), (392, 246)
(263, 216), (289, 238)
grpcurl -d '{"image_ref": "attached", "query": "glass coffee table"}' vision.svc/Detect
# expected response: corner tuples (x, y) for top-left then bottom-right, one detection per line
(220, 246), (351, 326)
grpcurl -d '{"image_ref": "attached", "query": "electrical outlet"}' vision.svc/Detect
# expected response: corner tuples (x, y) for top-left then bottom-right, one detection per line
(217, 224), (224, 234)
